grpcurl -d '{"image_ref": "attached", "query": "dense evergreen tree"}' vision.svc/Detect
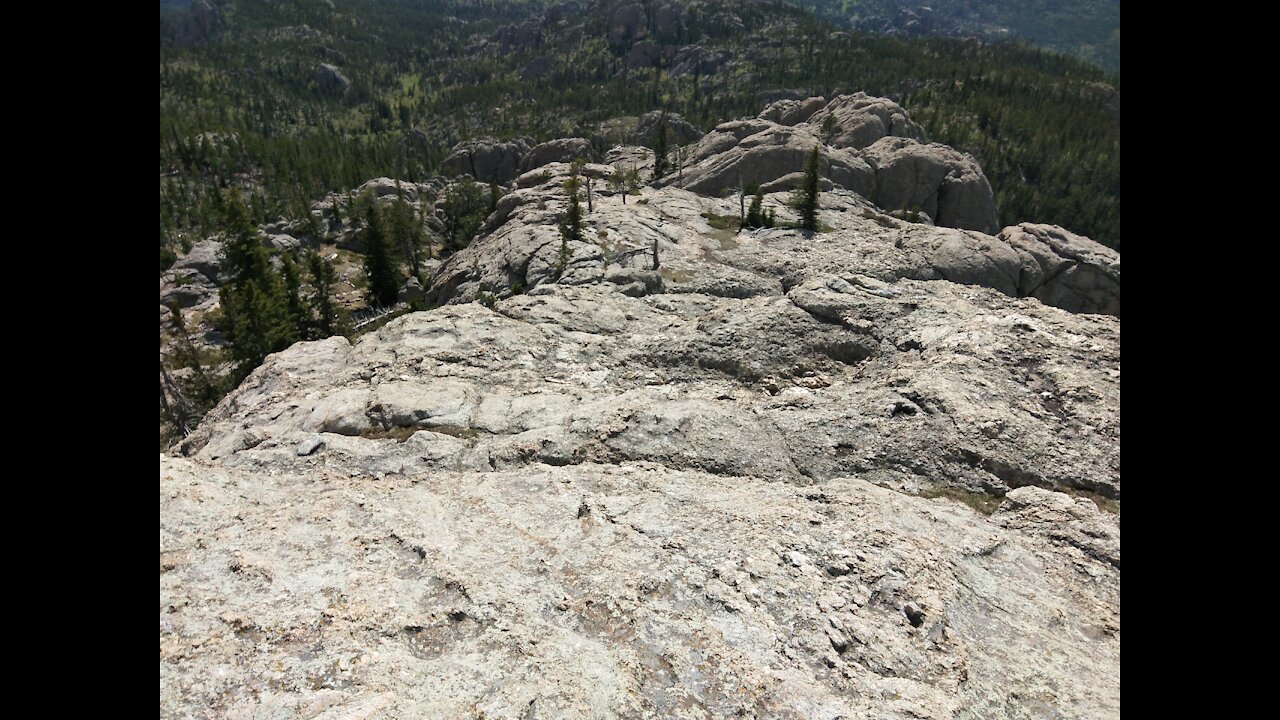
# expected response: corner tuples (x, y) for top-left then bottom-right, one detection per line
(440, 178), (488, 254)
(279, 253), (309, 339)
(746, 185), (765, 228)
(793, 146), (822, 231)
(385, 196), (426, 280)
(216, 189), (296, 378)
(361, 203), (401, 307)
(168, 304), (219, 410)
(559, 170), (585, 244)
(651, 113), (669, 181)
(307, 250), (341, 339)
(221, 278), (294, 377)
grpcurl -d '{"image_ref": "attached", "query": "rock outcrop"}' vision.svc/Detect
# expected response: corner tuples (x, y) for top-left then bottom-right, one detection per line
(807, 92), (926, 149)
(162, 95), (1119, 720)
(997, 223), (1121, 316)
(440, 139), (530, 184)
(630, 110), (704, 147)
(863, 137), (998, 234)
(171, 239), (223, 283)
(520, 138), (599, 172)
(669, 93), (997, 234)
(312, 63), (351, 95)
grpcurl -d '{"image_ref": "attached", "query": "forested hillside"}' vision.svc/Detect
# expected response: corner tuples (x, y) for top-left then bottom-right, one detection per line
(794, 0), (1120, 73)
(160, 0), (1120, 275)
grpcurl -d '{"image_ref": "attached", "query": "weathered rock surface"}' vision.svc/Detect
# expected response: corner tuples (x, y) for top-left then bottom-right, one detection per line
(669, 44), (728, 77)
(160, 268), (218, 311)
(624, 40), (663, 69)
(428, 161), (1117, 319)
(162, 446), (1118, 718)
(162, 97), (1119, 720)
(678, 122), (874, 198)
(607, 2), (648, 47)
(759, 95), (827, 126)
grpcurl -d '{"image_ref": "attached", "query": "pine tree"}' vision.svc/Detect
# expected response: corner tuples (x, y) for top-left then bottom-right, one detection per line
(220, 188), (269, 287)
(217, 189), (296, 378)
(362, 203), (401, 307)
(386, 197), (425, 280)
(651, 112), (669, 181)
(608, 167), (641, 204)
(746, 184), (764, 228)
(279, 253), (309, 339)
(791, 145), (821, 232)
(559, 170), (585, 243)
(168, 304), (218, 409)
(307, 250), (341, 338)
(440, 178), (487, 254)
(821, 113), (839, 144)
(228, 279), (294, 374)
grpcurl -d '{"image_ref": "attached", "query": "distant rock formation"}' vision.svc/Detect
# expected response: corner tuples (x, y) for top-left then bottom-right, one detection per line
(440, 139), (530, 184)
(312, 63), (351, 95)
(669, 93), (997, 234)
(520, 138), (599, 172)
(630, 110), (703, 147)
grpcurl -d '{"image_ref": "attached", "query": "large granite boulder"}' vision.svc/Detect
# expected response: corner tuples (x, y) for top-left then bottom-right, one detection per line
(440, 139), (530, 184)
(678, 123), (873, 197)
(997, 223), (1121, 316)
(172, 239), (223, 283)
(630, 110), (704, 147)
(520, 138), (599, 171)
(607, 2), (647, 47)
(807, 92), (926, 149)
(864, 137), (998, 234)
(759, 96), (828, 126)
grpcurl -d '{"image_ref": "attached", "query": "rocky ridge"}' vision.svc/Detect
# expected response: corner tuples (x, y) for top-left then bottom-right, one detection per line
(161, 94), (1120, 718)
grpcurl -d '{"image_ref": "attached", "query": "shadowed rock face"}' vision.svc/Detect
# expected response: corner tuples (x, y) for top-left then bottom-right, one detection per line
(162, 95), (1119, 720)
(441, 139), (531, 184)
(631, 110), (704, 147)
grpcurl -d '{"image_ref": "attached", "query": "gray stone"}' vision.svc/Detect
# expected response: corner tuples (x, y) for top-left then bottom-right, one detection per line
(172, 239), (222, 282)
(624, 40), (662, 69)
(903, 602), (925, 627)
(398, 276), (425, 305)
(296, 435), (325, 456)
(607, 2), (647, 47)
(863, 136), (998, 234)
(265, 233), (301, 252)
(159, 269), (217, 310)
(807, 91), (926, 149)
